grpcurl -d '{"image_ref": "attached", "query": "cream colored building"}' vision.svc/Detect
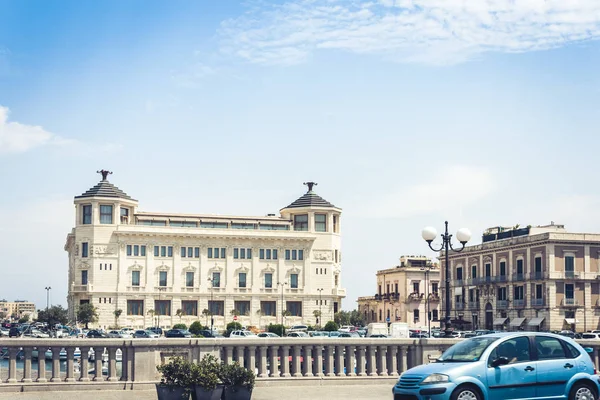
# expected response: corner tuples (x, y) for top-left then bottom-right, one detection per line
(357, 256), (441, 330)
(442, 223), (600, 333)
(65, 173), (345, 330)
(0, 300), (36, 318)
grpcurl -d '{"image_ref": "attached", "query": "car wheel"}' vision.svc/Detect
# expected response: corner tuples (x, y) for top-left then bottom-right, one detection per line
(570, 382), (597, 400)
(452, 385), (481, 400)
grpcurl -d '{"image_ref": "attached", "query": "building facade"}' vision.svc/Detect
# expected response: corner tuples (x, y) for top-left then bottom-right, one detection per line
(442, 223), (600, 333)
(65, 173), (345, 330)
(357, 256), (441, 330)
(0, 300), (36, 318)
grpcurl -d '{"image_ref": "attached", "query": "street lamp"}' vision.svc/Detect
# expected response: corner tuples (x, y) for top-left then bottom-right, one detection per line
(420, 263), (434, 337)
(44, 287), (51, 310)
(317, 288), (324, 328)
(277, 281), (288, 326)
(422, 221), (471, 338)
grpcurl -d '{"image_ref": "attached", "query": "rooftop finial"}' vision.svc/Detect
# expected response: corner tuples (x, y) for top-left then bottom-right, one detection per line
(303, 181), (317, 192)
(97, 169), (113, 181)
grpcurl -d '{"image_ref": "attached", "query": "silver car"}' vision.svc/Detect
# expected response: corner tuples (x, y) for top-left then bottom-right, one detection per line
(133, 329), (159, 338)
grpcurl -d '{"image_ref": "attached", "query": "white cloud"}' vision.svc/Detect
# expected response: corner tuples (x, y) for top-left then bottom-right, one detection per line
(362, 165), (495, 218)
(218, 0), (600, 65)
(0, 105), (67, 153)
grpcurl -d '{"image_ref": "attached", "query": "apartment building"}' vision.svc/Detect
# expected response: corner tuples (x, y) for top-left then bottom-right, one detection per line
(0, 300), (36, 318)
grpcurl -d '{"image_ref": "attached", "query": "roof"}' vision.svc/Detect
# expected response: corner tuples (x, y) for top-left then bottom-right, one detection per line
(75, 179), (136, 201)
(283, 182), (337, 210)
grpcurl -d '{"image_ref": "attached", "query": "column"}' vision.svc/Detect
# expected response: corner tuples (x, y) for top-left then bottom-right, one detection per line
(22, 347), (33, 383)
(247, 346), (256, 375)
(366, 345), (377, 377)
(92, 346), (104, 381)
(325, 345), (335, 377)
(377, 345), (388, 377)
(292, 345), (302, 377)
(107, 347), (119, 382)
(303, 345), (313, 377)
(120, 346), (129, 382)
(269, 345), (279, 377)
(236, 346), (245, 369)
(79, 347), (90, 382)
(345, 345), (356, 377)
(356, 346), (367, 376)
(7, 347), (19, 383)
(399, 346), (408, 374)
(37, 347), (47, 383)
(224, 346), (233, 365)
(51, 346), (62, 382)
(387, 345), (398, 376)
(313, 345), (324, 377)
(335, 345), (345, 377)
(280, 346), (291, 377)
(258, 346), (268, 378)
(65, 347), (76, 382)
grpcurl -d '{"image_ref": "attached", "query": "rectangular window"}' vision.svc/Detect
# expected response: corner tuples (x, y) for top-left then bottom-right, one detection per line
(497, 287), (507, 300)
(99, 205), (113, 224)
(293, 214), (308, 231)
(292, 250), (297, 260)
(261, 301), (276, 316)
(565, 283), (574, 299)
(513, 286), (524, 300)
(181, 300), (197, 316)
(413, 282), (420, 293)
(413, 309), (420, 322)
(485, 263), (491, 277)
(499, 261), (505, 276)
(565, 256), (575, 272)
(181, 247), (186, 257)
(208, 248), (213, 258)
(234, 248), (239, 259)
(168, 246), (173, 257)
(286, 301), (302, 317)
(285, 250), (291, 260)
(82, 242), (89, 258)
(234, 301), (251, 316)
(120, 207), (129, 224)
(240, 248), (246, 259)
(299, 250), (304, 260)
(154, 246), (159, 257)
(333, 215), (338, 233)
(335, 250), (338, 263)
(471, 265), (477, 278)
(432, 309), (438, 321)
(273, 249), (278, 260)
(239, 272), (247, 288)
(127, 300), (144, 316)
(155, 300), (171, 316)
(186, 247), (192, 258)
(133, 245), (139, 257)
(212, 272), (220, 288)
(260, 249), (265, 259)
(82, 205), (92, 224)
(194, 247), (199, 258)
(266, 249), (271, 260)
(132, 271), (140, 286)
(208, 300), (224, 316)
(220, 248), (226, 259)
(186, 272), (194, 287)
(159, 271), (167, 287)
(161, 246), (166, 257)
(81, 270), (88, 285)
(290, 273), (299, 288)
(432, 283), (438, 294)
(536, 284), (543, 298)
(517, 259), (524, 275)
(247, 248), (252, 258)
(456, 267), (463, 280)
(141, 245), (146, 256)
(265, 273), (272, 288)
(315, 214), (327, 232)
(535, 257), (542, 272)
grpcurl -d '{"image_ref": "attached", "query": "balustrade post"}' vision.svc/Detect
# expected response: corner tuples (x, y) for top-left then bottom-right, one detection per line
(120, 346), (129, 382)
(335, 345), (345, 377)
(50, 346), (62, 382)
(345, 345), (356, 377)
(313, 345), (324, 377)
(280, 346), (291, 377)
(356, 345), (367, 376)
(367, 345), (377, 377)
(65, 347), (76, 382)
(22, 347), (33, 383)
(79, 347), (90, 382)
(269, 345), (280, 377)
(247, 346), (256, 375)
(236, 346), (245, 369)
(7, 347), (19, 383)
(387, 345), (398, 376)
(107, 347), (119, 382)
(224, 346), (233, 365)
(292, 345), (302, 377)
(398, 346), (408, 374)
(303, 345), (313, 377)
(325, 345), (335, 377)
(377, 345), (388, 376)
(36, 347), (47, 383)
(258, 346), (268, 378)
(92, 347), (104, 381)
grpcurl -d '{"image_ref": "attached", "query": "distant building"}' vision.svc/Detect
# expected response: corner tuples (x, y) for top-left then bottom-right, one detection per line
(442, 222), (600, 332)
(65, 172), (346, 329)
(357, 255), (440, 330)
(0, 300), (36, 318)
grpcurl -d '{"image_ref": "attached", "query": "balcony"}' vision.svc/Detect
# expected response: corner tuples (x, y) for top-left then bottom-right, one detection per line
(497, 275), (507, 283)
(407, 292), (424, 303)
(513, 274), (525, 282)
(389, 292), (400, 301)
(531, 298), (545, 307)
(481, 276), (493, 284)
(126, 286), (143, 292)
(428, 293), (440, 302)
(181, 287), (200, 293)
(565, 271), (579, 279)
(468, 301), (480, 309)
(454, 279), (464, 286)
(514, 299), (525, 308)
(332, 288), (347, 296)
(71, 284), (92, 293)
(496, 300), (508, 308)
(561, 298), (581, 307)
(530, 272), (545, 280)
(455, 303), (466, 310)
(374, 294), (382, 301)
(260, 288), (275, 293)
(154, 287), (173, 292)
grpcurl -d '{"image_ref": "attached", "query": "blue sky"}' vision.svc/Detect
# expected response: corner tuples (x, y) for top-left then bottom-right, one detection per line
(2, 0), (600, 311)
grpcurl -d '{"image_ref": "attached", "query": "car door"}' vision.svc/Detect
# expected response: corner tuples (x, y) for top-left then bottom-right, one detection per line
(534, 336), (576, 399)
(486, 335), (536, 400)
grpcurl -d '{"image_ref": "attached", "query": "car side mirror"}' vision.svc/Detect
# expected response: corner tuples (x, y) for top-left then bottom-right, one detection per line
(584, 347), (594, 354)
(491, 356), (509, 367)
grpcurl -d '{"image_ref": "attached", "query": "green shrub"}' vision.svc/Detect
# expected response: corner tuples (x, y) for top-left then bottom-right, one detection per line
(156, 357), (193, 388)
(191, 354), (221, 390)
(225, 322), (242, 337)
(189, 321), (206, 335)
(323, 321), (339, 331)
(267, 324), (285, 337)
(172, 323), (187, 330)
(218, 362), (255, 390)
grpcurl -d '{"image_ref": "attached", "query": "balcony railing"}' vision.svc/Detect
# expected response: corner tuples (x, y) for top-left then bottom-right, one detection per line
(455, 303), (466, 310)
(496, 300), (508, 308)
(531, 298), (545, 307)
(407, 292), (424, 303)
(454, 279), (464, 286)
(565, 271), (578, 279)
(513, 274), (525, 282)
(513, 299), (525, 308)
(497, 275), (507, 283)
(468, 301), (480, 309)
(428, 293), (440, 302)
(561, 298), (580, 307)
(71, 284), (92, 292)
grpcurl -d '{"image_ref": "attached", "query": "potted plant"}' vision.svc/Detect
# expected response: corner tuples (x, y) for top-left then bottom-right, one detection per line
(219, 362), (255, 400)
(192, 354), (223, 400)
(156, 357), (193, 400)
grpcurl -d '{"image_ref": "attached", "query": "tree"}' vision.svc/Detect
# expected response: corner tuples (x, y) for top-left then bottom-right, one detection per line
(176, 308), (183, 323)
(77, 303), (99, 329)
(225, 322), (242, 337)
(323, 321), (339, 332)
(35, 305), (68, 327)
(313, 310), (322, 327)
(267, 323), (285, 337)
(19, 314), (30, 324)
(172, 323), (187, 330)
(113, 309), (122, 328)
(201, 308), (211, 327)
(189, 321), (207, 336)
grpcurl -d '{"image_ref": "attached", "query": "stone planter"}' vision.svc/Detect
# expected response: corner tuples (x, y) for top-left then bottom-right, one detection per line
(156, 383), (190, 400)
(193, 384), (224, 400)
(223, 386), (252, 400)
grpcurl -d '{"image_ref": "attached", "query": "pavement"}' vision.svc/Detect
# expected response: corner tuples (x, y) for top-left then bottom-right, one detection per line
(0, 384), (393, 399)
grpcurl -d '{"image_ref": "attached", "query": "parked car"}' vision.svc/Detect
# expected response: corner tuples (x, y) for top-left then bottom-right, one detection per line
(338, 332), (360, 338)
(287, 332), (310, 338)
(229, 330), (258, 338)
(0, 327), (9, 336)
(87, 330), (109, 338)
(338, 325), (354, 332)
(28, 329), (50, 338)
(257, 332), (280, 338)
(147, 327), (163, 336)
(107, 330), (131, 338)
(196, 330), (223, 338)
(308, 331), (329, 337)
(370, 334), (388, 338)
(328, 331), (341, 338)
(581, 333), (600, 339)
(133, 330), (159, 338)
(287, 325), (309, 333)
(8, 327), (22, 338)
(393, 332), (598, 400)
(165, 329), (192, 338)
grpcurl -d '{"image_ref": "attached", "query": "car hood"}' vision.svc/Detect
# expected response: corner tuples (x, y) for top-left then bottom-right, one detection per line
(403, 361), (476, 378)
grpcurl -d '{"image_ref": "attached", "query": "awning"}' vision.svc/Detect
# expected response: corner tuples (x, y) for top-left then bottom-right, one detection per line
(565, 318), (580, 324)
(510, 317), (526, 327)
(493, 317), (508, 325)
(454, 287), (463, 296)
(528, 317), (545, 326)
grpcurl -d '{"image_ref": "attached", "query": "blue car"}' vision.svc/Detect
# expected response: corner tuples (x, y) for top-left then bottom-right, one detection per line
(393, 332), (599, 400)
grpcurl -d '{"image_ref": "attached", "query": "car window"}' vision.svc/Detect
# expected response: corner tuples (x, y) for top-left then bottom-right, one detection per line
(582, 334), (597, 339)
(536, 336), (566, 360)
(439, 336), (499, 362)
(564, 342), (580, 358)
(489, 336), (530, 366)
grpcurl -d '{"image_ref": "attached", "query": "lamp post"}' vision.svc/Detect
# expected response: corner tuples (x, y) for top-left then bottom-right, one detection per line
(277, 281), (288, 326)
(420, 263), (434, 336)
(317, 288), (324, 328)
(422, 221), (471, 338)
(44, 287), (51, 310)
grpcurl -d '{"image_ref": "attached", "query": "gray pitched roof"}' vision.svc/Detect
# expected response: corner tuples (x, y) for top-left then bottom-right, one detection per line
(75, 180), (135, 201)
(283, 190), (337, 209)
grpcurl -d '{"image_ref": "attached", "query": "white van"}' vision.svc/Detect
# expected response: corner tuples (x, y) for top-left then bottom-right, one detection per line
(366, 323), (388, 337)
(389, 322), (409, 338)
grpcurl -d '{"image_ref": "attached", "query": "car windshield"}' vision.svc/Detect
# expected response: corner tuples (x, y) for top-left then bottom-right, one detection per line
(438, 336), (499, 362)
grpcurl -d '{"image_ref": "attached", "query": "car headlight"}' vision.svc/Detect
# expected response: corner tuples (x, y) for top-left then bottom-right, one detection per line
(421, 374), (450, 385)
